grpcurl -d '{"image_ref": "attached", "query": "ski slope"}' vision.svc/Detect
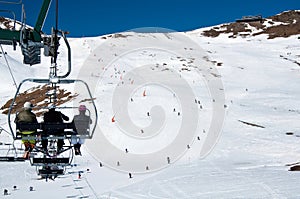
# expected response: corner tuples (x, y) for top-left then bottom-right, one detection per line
(0, 24), (300, 198)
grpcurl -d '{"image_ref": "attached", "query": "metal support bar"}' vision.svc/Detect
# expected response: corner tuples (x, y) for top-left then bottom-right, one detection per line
(57, 30), (71, 78)
(34, 0), (51, 35)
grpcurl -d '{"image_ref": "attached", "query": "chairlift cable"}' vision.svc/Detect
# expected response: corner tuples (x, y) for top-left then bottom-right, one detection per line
(0, 44), (18, 90)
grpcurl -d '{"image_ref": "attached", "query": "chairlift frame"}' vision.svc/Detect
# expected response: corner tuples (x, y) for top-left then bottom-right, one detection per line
(8, 78), (98, 141)
(1, 0), (99, 177)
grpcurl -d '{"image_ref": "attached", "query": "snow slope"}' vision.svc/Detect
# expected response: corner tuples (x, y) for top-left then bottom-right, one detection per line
(0, 22), (300, 199)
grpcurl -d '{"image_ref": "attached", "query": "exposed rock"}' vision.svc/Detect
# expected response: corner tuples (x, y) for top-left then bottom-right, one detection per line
(202, 10), (300, 39)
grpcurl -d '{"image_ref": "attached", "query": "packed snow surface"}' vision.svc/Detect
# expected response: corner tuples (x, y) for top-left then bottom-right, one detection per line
(0, 27), (300, 199)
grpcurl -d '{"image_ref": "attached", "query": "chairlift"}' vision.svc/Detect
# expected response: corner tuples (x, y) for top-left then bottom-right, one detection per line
(7, 48), (97, 176)
(2, 1), (98, 177)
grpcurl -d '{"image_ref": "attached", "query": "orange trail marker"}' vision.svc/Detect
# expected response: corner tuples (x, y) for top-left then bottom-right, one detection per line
(112, 115), (115, 122)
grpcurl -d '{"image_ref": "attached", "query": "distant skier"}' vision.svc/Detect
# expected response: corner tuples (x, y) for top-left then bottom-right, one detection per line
(15, 102), (37, 159)
(71, 105), (92, 155)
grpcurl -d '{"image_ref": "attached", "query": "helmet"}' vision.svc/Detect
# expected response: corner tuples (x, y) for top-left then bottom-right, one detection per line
(78, 105), (87, 111)
(24, 102), (33, 110)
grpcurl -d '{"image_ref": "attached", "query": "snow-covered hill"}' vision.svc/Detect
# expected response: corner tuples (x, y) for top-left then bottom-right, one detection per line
(0, 10), (300, 198)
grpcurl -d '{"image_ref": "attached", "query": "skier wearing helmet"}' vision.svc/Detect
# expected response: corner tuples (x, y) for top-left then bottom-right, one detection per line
(15, 102), (37, 159)
(71, 104), (92, 155)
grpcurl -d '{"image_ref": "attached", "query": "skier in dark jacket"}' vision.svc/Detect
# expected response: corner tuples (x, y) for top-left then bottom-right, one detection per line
(71, 104), (92, 155)
(15, 102), (37, 159)
(42, 106), (69, 153)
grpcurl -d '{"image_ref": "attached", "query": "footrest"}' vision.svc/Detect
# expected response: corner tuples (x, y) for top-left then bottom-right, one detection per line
(0, 156), (25, 162)
(38, 168), (64, 176)
(32, 157), (70, 166)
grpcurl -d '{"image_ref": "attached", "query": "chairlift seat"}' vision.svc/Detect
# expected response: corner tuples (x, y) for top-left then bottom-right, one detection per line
(16, 122), (41, 139)
(16, 122), (76, 139)
(16, 122), (42, 132)
(42, 122), (75, 135)
(73, 119), (90, 137)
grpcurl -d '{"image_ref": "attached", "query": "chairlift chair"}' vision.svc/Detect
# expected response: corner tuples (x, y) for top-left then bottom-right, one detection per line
(5, 17), (98, 176)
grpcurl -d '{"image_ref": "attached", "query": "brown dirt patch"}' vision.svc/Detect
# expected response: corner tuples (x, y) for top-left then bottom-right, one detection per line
(0, 85), (78, 117)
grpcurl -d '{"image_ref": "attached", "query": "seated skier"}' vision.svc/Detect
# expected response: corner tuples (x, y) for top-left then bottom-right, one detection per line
(71, 105), (92, 155)
(15, 102), (37, 159)
(42, 105), (69, 153)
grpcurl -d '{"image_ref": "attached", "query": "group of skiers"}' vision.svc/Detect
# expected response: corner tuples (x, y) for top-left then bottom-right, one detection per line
(15, 102), (92, 158)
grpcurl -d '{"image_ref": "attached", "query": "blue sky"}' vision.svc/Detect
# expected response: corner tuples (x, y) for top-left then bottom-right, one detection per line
(2, 0), (299, 37)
